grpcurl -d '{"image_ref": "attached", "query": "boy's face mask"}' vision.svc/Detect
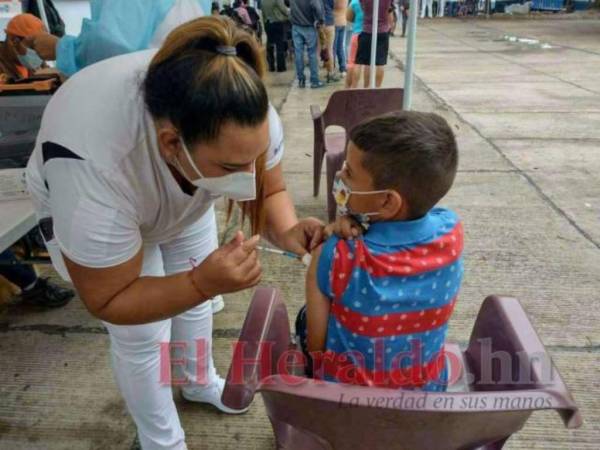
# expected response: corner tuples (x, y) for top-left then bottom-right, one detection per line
(173, 138), (257, 202)
(332, 171), (389, 229)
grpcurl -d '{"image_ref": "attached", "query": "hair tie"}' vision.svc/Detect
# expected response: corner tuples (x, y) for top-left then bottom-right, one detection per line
(215, 45), (237, 57)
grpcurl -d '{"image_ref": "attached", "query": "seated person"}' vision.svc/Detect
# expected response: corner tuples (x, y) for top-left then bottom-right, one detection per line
(0, 14), (47, 82)
(0, 248), (74, 308)
(298, 111), (463, 391)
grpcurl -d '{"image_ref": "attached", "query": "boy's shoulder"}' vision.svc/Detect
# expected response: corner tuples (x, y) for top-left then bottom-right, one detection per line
(316, 207), (463, 298)
(319, 207), (462, 260)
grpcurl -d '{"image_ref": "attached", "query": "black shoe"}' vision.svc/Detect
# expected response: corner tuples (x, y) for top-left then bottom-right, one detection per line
(21, 278), (74, 308)
(298, 79), (306, 88)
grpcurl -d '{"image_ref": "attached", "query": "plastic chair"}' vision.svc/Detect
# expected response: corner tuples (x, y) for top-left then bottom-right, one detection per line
(222, 287), (582, 450)
(310, 89), (404, 221)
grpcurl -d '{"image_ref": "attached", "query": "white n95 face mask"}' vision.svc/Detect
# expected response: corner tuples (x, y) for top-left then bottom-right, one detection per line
(176, 138), (257, 202)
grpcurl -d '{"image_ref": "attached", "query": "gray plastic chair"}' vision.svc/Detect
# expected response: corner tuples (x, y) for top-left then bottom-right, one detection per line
(310, 88), (404, 221)
(222, 287), (582, 450)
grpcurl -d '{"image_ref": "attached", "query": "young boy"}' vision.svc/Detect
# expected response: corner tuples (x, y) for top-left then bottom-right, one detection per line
(299, 111), (463, 391)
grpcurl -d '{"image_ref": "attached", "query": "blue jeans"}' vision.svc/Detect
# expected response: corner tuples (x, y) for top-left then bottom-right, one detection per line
(0, 249), (37, 289)
(334, 26), (346, 72)
(292, 25), (320, 85)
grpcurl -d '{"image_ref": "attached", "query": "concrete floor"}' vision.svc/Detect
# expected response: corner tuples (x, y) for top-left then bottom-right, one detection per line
(1, 15), (599, 450)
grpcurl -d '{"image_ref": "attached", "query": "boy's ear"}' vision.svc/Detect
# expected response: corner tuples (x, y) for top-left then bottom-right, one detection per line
(379, 190), (406, 220)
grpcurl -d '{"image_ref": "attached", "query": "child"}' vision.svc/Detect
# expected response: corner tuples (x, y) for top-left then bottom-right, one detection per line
(298, 111), (463, 391)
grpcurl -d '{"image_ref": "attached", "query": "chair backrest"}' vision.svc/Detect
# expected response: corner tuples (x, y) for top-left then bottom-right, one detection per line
(259, 375), (540, 450)
(321, 88), (404, 133)
(259, 361), (581, 450)
(221, 287), (292, 410)
(464, 295), (583, 428)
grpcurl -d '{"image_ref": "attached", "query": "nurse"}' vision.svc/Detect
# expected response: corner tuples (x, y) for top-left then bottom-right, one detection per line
(26, 17), (324, 450)
(27, 0), (213, 76)
(28, 0), (236, 315)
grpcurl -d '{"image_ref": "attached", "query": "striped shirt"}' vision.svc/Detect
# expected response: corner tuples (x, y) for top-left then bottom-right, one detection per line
(315, 208), (464, 391)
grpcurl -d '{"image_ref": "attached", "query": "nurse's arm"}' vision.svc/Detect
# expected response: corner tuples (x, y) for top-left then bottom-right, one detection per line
(63, 249), (203, 325)
(261, 163), (325, 255)
(62, 233), (261, 325)
(262, 162), (298, 241)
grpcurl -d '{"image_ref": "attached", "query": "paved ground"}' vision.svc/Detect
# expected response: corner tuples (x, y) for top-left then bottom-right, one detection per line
(1, 16), (599, 450)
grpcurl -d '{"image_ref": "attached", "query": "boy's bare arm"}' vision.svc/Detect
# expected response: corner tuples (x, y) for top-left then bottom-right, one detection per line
(305, 245), (331, 353)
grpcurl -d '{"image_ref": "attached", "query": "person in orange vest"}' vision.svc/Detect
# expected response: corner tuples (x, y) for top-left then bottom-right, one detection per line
(0, 13), (47, 82)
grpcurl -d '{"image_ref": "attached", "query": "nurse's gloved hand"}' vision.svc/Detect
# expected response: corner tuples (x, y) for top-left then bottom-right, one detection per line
(191, 231), (261, 299)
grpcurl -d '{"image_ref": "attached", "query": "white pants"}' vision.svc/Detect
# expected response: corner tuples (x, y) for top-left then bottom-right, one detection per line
(421, 0), (434, 17)
(103, 207), (219, 450)
(438, 0), (446, 16)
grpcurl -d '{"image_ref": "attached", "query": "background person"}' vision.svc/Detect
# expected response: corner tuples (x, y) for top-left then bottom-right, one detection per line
(322, 0), (340, 82)
(344, 0), (363, 88)
(333, 0), (347, 76)
(291, 0), (325, 88)
(0, 249), (74, 307)
(262, 0), (291, 72)
(400, 0), (409, 37)
(0, 14), (46, 82)
(421, 0), (434, 18)
(355, 0), (392, 88)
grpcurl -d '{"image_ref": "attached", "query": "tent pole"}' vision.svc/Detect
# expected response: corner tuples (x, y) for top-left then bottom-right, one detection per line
(402, 0), (418, 109)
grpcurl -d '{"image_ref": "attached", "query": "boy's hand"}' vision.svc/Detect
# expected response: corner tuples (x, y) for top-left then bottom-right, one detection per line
(324, 215), (363, 240)
(280, 217), (325, 255)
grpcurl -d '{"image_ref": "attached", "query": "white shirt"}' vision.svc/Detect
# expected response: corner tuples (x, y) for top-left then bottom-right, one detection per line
(26, 49), (284, 273)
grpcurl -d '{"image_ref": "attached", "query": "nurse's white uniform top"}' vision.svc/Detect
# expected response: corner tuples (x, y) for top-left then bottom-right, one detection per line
(26, 49), (284, 280)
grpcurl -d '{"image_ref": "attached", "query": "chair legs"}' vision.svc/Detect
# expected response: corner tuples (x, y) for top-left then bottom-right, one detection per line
(313, 146), (325, 197)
